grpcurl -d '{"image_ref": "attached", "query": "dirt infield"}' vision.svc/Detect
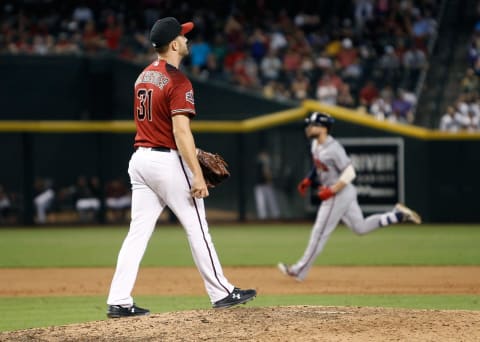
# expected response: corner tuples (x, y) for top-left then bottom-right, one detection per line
(1, 266), (479, 341)
(1, 266), (479, 296)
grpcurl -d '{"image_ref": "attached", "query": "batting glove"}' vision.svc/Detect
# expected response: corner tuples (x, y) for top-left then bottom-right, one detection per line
(297, 178), (312, 197)
(318, 186), (334, 201)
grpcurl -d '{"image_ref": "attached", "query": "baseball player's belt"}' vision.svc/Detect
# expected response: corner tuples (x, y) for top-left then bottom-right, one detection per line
(151, 146), (170, 152)
(136, 146), (170, 152)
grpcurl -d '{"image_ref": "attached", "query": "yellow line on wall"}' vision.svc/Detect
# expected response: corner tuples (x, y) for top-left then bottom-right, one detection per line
(0, 101), (479, 140)
(0, 108), (308, 134)
(302, 100), (480, 140)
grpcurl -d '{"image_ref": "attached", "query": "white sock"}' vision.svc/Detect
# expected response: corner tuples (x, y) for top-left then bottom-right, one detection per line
(379, 211), (399, 226)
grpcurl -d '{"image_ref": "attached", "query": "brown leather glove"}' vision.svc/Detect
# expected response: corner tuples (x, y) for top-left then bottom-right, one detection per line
(197, 148), (230, 188)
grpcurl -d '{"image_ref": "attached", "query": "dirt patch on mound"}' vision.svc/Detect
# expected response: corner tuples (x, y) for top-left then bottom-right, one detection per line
(1, 266), (479, 341)
(1, 306), (479, 341)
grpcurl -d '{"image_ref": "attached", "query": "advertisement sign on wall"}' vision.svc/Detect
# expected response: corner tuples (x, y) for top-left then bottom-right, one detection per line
(339, 137), (404, 212)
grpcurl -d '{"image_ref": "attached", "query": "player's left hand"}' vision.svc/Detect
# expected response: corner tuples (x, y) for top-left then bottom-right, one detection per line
(318, 186), (334, 201)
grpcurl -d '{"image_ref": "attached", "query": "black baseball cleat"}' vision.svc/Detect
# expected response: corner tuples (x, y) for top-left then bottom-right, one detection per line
(107, 304), (150, 318)
(212, 288), (257, 309)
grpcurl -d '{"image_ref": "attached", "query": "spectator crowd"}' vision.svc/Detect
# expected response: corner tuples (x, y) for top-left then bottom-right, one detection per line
(439, 14), (480, 132)
(0, 0), (439, 125)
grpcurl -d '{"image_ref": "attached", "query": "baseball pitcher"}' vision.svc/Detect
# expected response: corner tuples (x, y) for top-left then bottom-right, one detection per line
(106, 17), (256, 318)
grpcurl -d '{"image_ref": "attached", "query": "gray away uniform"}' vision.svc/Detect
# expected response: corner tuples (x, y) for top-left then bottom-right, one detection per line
(289, 136), (400, 280)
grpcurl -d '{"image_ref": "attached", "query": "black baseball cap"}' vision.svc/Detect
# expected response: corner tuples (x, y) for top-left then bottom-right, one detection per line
(304, 112), (335, 130)
(150, 17), (194, 48)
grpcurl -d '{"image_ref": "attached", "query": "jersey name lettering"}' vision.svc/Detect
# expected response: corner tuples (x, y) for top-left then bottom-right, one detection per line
(135, 71), (169, 89)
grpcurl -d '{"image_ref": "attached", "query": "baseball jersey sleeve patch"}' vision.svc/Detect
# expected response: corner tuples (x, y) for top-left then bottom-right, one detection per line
(185, 90), (195, 104)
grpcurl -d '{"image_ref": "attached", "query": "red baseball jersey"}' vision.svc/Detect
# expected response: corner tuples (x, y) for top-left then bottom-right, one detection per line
(133, 59), (196, 149)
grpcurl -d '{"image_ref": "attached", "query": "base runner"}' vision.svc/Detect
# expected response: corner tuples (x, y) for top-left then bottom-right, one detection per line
(278, 112), (421, 281)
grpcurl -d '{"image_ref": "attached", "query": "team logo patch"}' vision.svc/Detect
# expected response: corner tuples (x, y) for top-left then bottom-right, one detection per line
(185, 90), (195, 105)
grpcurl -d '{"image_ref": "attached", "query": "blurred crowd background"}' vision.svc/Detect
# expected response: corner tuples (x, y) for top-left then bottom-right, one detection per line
(1, 0), (443, 125)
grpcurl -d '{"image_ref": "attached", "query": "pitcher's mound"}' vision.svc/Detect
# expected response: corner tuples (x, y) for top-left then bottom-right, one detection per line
(2, 305), (479, 341)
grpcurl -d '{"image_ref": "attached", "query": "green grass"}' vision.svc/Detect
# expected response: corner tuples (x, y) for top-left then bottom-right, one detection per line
(0, 224), (479, 332)
(1, 294), (479, 332)
(0, 224), (479, 267)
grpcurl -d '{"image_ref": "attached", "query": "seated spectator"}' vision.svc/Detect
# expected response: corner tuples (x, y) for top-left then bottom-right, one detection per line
(315, 50), (334, 71)
(359, 80), (379, 107)
(273, 82), (292, 101)
(439, 106), (462, 132)
(189, 35), (212, 76)
(341, 54), (363, 81)
(34, 178), (55, 224)
(411, 10), (437, 46)
(268, 26), (288, 52)
(323, 67), (344, 89)
(391, 89), (414, 123)
(224, 14), (244, 51)
(337, 83), (355, 108)
(299, 52), (316, 78)
(462, 109), (480, 132)
(54, 32), (81, 54)
(282, 47), (302, 80)
(370, 97), (393, 121)
(198, 53), (223, 81)
(264, 80), (292, 101)
(290, 70), (310, 100)
(468, 28), (480, 67)
(378, 45), (401, 86)
(402, 88), (418, 108)
(8, 32), (32, 54)
(379, 84), (395, 103)
(248, 28), (268, 64)
(354, 0), (374, 33)
(324, 33), (342, 58)
(32, 35), (54, 55)
(223, 48), (246, 81)
(105, 178), (131, 222)
(402, 44), (427, 89)
(103, 14), (122, 51)
(260, 49), (282, 83)
(82, 20), (104, 53)
(263, 80), (277, 99)
(211, 33), (228, 68)
(316, 73), (339, 105)
(232, 55), (260, 88)
(336, 38), (358, 70)
(461, 68), (479, 94)
(455, 95), (470, 116)
(72, 2), (94, 29)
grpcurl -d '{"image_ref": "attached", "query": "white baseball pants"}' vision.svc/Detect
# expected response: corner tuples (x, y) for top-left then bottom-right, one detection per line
(290, 184), (396, 280)
(107, 147), (234, 305)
